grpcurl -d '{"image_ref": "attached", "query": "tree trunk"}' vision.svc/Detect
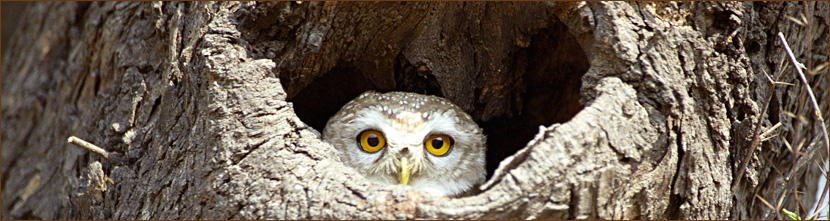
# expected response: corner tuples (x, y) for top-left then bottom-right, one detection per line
(2, 1), (827, 219)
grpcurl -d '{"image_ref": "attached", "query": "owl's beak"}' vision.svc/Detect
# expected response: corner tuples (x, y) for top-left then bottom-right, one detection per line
(399, 157), (410, 185)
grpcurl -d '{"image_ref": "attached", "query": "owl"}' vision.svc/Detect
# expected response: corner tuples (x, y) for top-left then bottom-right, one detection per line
(323, 91), (487, 197)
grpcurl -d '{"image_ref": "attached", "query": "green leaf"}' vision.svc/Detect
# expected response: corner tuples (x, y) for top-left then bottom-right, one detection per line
(782, 208), (801, 220)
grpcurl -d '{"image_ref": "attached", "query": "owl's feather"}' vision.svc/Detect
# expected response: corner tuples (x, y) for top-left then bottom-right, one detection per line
(323, 91), (486, 197)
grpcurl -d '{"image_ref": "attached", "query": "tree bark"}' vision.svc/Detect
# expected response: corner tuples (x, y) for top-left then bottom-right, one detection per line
(1, 1), (827, 219)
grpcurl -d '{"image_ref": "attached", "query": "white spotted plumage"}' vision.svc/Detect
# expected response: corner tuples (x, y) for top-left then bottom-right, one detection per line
(323, 91), (487, 197)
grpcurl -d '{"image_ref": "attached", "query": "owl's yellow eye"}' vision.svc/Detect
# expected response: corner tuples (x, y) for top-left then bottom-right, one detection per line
(425, 134), (452, 156)
(359, 130), (385, 152)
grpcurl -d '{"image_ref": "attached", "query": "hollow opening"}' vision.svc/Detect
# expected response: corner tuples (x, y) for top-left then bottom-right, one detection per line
(279, 20), (588, 180)
(478, 21), (589, 175)
(289, 66), (378, 132)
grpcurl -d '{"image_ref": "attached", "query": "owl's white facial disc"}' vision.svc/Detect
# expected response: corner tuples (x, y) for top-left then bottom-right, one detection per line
(323, 91), (487, 197)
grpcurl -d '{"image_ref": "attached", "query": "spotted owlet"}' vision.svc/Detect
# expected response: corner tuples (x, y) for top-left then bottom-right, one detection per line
(323, 91), (487, 197)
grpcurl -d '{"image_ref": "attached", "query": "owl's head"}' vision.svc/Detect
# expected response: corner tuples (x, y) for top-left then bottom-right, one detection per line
(323, 91), (487, 197)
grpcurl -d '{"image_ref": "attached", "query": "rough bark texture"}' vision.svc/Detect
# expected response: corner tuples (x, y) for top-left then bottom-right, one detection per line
(1, 1), (827, 219)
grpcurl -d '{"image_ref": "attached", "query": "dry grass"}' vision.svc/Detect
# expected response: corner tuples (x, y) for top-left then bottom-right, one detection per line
(752, 5), (829, 219)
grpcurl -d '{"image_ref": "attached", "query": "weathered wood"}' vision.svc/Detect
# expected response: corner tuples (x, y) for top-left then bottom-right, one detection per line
(1, 1), (827, 219)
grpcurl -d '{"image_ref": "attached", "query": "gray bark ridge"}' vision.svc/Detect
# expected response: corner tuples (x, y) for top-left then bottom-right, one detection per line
(1, 1), (827, 220)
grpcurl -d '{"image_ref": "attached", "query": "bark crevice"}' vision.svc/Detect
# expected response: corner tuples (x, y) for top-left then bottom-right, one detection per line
(2, 1), (827, 220)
